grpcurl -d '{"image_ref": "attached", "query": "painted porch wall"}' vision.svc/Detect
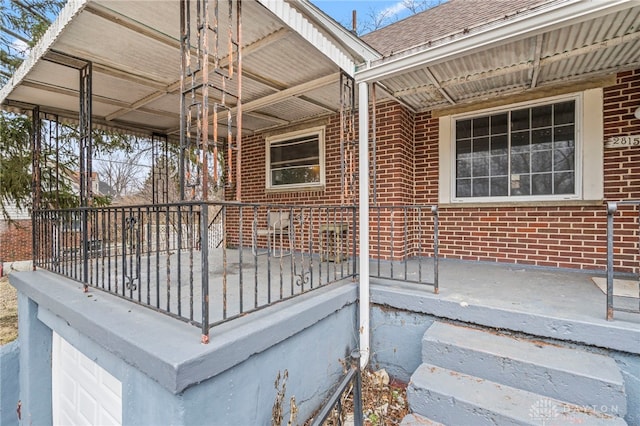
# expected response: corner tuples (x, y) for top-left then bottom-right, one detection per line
(369, 285), (640, 425)
(228, 68), (640, 273)
(9, 271), (359, 425)
(0, 341), (19, 426)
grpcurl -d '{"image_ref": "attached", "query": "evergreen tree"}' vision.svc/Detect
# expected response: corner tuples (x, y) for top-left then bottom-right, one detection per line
(0, 0), (138, 217)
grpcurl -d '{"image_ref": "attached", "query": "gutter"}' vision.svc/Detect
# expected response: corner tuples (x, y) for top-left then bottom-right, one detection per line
(355, 0), (639, 83)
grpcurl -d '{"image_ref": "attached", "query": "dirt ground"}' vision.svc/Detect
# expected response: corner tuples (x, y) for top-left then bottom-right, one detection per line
(321, 368), (409, 425)
(0, 275), (18, 345)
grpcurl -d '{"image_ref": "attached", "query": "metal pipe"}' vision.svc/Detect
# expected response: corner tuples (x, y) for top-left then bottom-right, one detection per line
(358, 81), (370, 369)
(606, 201), (616, 320)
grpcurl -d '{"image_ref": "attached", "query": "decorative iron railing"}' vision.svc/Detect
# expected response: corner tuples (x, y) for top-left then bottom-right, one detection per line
(605, 201), (640, 320)
(33, 202), (357, 341)
(369, 205), (439, 293)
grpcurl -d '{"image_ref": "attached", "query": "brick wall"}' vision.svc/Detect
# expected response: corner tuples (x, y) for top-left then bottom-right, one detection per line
(0, 219), (32, 262)
(414, 69), (640, 271)
(227, 69), (640, 272)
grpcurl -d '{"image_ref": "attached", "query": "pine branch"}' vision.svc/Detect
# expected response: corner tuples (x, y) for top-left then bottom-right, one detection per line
(10, 0), (50, 24)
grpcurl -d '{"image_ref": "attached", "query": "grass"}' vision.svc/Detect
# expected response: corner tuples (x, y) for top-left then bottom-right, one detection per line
(0, 276), (18, 345)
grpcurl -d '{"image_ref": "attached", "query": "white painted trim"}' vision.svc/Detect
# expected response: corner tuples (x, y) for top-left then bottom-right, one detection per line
(358, 82), (370, 369)
(438, 117), (452, 205)
(582, 88), (604, 201)
(438, 90), (604, 204)
(0, 0), (89, 104)
(356, 0), (637, 83)
(292, 0), (380, 62)
(256, 0), (357, 76)
(265, 126), (326, 191)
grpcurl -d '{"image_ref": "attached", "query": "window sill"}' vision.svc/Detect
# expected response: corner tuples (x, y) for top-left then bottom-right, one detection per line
(439, 199), (604, 208)
(265, 185), (325, 194)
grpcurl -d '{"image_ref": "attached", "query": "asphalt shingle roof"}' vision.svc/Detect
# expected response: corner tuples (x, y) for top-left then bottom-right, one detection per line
(361, 0), (557, 57)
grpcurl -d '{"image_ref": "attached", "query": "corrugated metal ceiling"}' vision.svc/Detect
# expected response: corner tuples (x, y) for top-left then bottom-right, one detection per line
(1, 0), (639, 137)
(0, 0), (366, 137)
(376, 6), (640, 113)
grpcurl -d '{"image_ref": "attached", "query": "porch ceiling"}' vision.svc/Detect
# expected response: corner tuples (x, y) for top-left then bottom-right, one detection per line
(0, 0), (377, 137)
(359, 1), (640, 113)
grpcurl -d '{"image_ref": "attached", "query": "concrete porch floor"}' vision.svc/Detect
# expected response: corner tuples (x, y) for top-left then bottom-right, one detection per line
(35, 250), (640, 353)
(371, 258), (640, 354)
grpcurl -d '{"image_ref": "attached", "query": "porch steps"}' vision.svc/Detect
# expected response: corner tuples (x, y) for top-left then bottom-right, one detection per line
(407, 322), (628, 425)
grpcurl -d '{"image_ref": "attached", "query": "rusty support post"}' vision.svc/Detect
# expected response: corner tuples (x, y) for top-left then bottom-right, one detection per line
(31, 106), (41, 270)
(235, 0), (242, 201)
(339, 72), (356, 205)
(372, 83), (377, 205)
(152, 134), (169, 204)
(79, 62), (93, 208)
(79, 62), (92, 290)
(201, 0), (209, 201)
(179, 0), (189, 201)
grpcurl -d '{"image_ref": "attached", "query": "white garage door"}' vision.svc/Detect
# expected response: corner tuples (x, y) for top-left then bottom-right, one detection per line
(52, 332), (122, 426)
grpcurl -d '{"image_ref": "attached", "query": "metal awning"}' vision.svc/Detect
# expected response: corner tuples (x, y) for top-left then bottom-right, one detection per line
(356, 0), (640, 113)
(0, 0), (379, 137)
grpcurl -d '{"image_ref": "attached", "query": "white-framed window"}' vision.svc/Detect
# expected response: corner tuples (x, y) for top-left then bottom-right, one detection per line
(439, 89), (604, 204)
(266, 126), (325, 190)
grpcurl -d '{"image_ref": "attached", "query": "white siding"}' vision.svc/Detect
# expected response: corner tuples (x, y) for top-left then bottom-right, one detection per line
(3, 202), (30, 220)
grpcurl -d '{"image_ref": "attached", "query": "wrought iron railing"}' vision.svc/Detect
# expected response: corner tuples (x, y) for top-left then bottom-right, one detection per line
(369, 205), (439, 293)
(309, 354), (362, 426)
(605, 201), (640, 320)
(33, 202), (357, 341)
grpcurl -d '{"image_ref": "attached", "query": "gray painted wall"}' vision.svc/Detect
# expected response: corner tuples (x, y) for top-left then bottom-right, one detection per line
(613, 352), (640, 426)
(369, 308), (433, 383)
(10, 271), (359, 425)
(0, 341), (19, 426)
(17, 294), (52, 425)
(370, 302), (640, 425)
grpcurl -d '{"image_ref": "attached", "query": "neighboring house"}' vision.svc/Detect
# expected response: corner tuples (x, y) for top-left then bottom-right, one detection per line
(1, 1), (639, 425)
(0, 202), (32, 263)
(0, 171), (113, 261)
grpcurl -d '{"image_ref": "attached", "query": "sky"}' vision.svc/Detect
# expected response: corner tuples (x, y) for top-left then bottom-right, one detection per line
(310, 0), (417, 35)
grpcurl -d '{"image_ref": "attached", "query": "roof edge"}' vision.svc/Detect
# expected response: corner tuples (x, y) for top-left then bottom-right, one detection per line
(256, 0), (379, 76)
(356, 0), (639, 83)
(291, 0), (380, 63)
(0, 0), (90, 105)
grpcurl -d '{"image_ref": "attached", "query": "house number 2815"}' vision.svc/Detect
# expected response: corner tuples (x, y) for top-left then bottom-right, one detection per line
(605, 135), (640, 148)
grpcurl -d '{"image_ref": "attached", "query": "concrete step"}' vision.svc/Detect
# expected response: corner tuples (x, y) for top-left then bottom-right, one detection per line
(400, 413), (444, 426)
(408, 363), (628, 426)
(422, 322), (627, 415)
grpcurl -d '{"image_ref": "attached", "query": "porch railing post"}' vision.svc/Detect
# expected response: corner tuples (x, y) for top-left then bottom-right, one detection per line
(352, 205), (357, 277)
(432, 205), (439, 294)
(201, 203), (210, 343)
(351, 350), (363, 426)
(606, 201), (617, 321)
